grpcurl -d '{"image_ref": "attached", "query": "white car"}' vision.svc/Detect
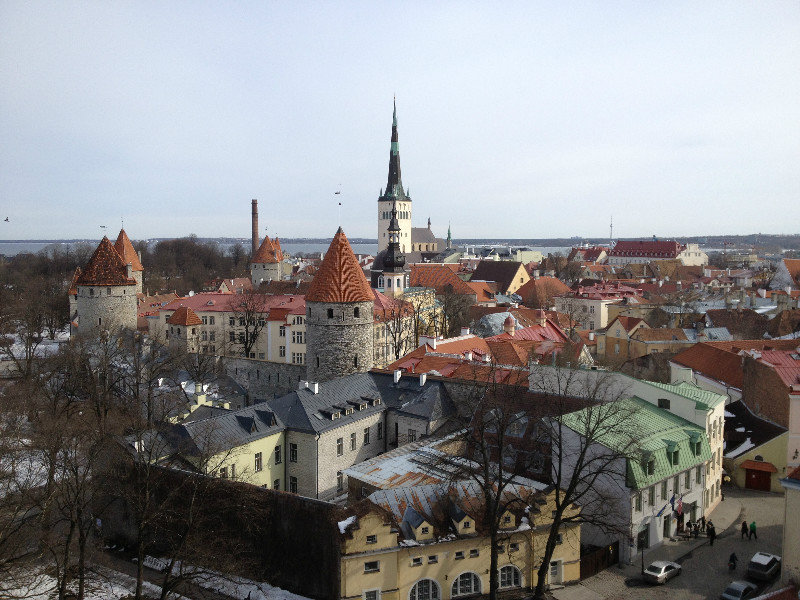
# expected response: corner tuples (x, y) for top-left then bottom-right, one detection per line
(642, 560), (682, 584)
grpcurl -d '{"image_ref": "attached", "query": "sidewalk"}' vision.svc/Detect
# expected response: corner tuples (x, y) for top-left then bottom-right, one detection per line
(617, 493), (743, 576)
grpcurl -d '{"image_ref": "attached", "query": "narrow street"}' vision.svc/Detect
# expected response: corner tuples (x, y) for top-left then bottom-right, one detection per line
(559, 487), (785, 599)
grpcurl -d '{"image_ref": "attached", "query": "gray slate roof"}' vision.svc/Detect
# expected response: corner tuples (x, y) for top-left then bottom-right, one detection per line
(267, 372), (456, 435)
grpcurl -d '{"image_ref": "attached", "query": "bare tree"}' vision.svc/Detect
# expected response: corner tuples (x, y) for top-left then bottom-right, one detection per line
(527, 365), (640, 599)
(436, 285), (473, 338)
(228, 290), (268, 358)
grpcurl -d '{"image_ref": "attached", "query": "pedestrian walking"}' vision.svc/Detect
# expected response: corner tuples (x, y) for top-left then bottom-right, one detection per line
(693, 522), (699, 538)
(701, 515), (706, 532)
(741, 521), (748, 539)
(709, 525), (717, 546)
(749, 521), (757, 540)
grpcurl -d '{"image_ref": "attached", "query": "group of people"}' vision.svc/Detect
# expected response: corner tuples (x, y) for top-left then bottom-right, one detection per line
(741, 520), (758, 540)
(683, 516), (717, 545)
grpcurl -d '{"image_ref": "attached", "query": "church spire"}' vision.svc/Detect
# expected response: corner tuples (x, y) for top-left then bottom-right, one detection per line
(383, 200), (405, 272)
(385, 97), (405, 199)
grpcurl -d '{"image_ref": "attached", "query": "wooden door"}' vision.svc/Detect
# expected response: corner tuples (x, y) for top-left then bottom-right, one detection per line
(745, 469), (770, 491)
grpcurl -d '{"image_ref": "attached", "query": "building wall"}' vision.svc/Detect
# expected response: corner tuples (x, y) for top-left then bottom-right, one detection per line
(780, 479), (800, 585)
(340, 511), (581, 600)
(789, 392), (800, 473)
(386, 412), (430, 448)
(285, 430), (319, 497)
(315, 412), (386, 500)
(251, 261), (282, 285)
(726, 433), (788, 493)
(678, 244), (709, 266)
(76, 284), (137, 334)
(306, 300), (374, 382)
(210, 430), (286, 490)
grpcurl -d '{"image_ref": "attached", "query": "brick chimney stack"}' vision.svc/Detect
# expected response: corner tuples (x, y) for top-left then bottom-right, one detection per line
(251, 199), (259, 256)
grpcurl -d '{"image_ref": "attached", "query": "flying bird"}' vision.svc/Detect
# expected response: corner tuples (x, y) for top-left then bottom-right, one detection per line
(3, 217), (8, 222)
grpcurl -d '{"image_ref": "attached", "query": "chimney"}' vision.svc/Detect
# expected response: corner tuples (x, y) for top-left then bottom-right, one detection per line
(588, 332), (595, 341)
(251, 199), (259, 256)
(419, 373), (427, 386)
(298, 380), (309, 391)
(460, 327), (470, 336)
(504, 315), (515, 336)
(465, 351), (473, 361)
(126, 263), (133, 278)
(393, 369), (402, 384)
(535, 309), (547, 328)
(309, 382), (319, 394)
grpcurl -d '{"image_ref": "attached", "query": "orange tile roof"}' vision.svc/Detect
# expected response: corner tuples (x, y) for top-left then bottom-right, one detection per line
(252, 235), (284, 264)
(68, 267), (82, 295)
(114, 229), (143, 272)
(671, 340), (800, 389)
(464, 280), (497, 302)
(784, 258), (800, 284)
(75, 237), (137, 287)
(167, 306), (203, 326)
(306, 228), (374, 303)
(410, 264), (475, 296)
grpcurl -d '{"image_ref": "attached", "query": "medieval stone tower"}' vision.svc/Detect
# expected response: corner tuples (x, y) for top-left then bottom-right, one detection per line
(377, 99), (412, 253)
(305, 227), (374, 382)
(74, 236), (138, 335)
(250, 234), (284, 285)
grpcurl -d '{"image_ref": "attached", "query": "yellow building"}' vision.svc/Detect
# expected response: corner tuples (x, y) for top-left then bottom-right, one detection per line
(339, 483), (580, 600)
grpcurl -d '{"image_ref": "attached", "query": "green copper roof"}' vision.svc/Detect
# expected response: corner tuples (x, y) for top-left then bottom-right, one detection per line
(642, 380), (726, 411)
(561, 396), (712, 490)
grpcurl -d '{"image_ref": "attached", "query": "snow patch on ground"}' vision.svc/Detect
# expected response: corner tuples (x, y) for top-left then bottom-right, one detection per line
(173, 563), (314, 600)
(4, 565), (185, 600)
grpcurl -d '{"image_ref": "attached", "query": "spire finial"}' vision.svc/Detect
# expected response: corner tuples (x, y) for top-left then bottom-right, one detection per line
(393, 95), (397, 126)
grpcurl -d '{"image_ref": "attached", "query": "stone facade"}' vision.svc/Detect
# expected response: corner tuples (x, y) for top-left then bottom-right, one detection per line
(225, 357), (307, 401)
(250, 261), (282, 286)
(305, 300), (374, 382)
(75, 283), (137, 334)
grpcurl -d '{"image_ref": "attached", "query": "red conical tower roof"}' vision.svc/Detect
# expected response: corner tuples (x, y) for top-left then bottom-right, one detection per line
(252, 235), (284, 264)
(167, 306), (202, 326)
(114, 229), (144, 272)
(306, 228), (373, 303)
(75, 237), (137, 286)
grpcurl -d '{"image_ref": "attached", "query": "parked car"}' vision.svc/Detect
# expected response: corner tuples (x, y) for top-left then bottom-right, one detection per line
(721, 581), (759, 600)
(746, 552), (781, 581)
(642, 560), (682, 584)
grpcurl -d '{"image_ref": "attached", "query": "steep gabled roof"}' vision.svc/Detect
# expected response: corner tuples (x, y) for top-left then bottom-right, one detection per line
(409, 264), (475, 296)
(167, 306), (203, 326)
(470, 260), (526, 293)
(114, 229), (144, 272)
(252, 235), (284, 264)
(75, 237), (137, 286)
(306, 228), (374, 303)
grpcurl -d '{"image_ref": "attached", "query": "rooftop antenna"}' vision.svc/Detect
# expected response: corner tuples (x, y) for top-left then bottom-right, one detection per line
(609, 216), (613, 246)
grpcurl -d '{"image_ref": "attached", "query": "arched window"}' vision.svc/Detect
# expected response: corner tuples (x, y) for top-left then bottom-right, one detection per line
(499, 565), (521, 589)
(410, 579), (439, 600)
(451, 572), (481, 597)
(754, 455), (764, 462)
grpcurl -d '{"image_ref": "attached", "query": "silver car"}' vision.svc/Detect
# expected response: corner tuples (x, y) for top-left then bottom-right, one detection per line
(746, 552), (781, 581)
(642, 560), (682, 584)
(721, 581), (758, 600)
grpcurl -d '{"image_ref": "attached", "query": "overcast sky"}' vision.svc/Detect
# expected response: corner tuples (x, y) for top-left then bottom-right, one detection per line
(1, 2), (799, 242)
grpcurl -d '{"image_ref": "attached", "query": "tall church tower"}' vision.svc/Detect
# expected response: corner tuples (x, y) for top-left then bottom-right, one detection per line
(305, 228), (375, 382)
(377, 99), (412, 253)
(382, 201), (406, 298)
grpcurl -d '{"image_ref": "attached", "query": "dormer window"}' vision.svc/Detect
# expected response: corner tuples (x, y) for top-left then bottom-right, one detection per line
(372, 398), (381, 406)
(503, 515), (511, 525)
(421, 526), (429, 535)
(463, 521), (471, 529)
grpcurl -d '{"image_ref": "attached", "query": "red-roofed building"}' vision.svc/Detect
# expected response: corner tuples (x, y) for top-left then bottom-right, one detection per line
(516, 275), (571, 310)
(250, 235), (285, 285)
(567, 246), (608, 264)
(595, 315), (650, 361)
(555, 282), (643, 330)
(607, 240), (707, 266)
